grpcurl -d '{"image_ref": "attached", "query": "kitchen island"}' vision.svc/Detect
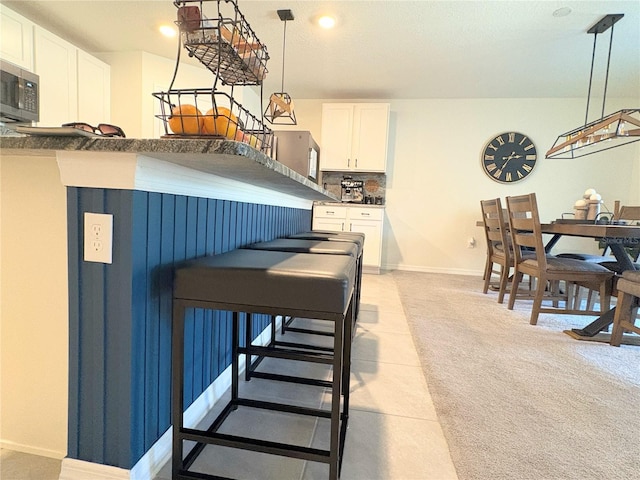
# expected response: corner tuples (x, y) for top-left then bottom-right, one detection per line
(0, 136), (337, 479)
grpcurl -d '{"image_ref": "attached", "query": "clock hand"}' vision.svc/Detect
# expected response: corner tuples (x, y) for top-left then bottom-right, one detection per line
(502, 152), (517, 168)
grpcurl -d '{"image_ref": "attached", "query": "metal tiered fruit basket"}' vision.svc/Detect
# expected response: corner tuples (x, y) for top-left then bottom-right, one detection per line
(153, 0), (272, 154)
(176, 0), (268, 85)
(152, 89), (273, 153)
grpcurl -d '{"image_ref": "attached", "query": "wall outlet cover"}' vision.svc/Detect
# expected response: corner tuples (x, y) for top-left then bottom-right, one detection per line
(84, 212), (113, 264)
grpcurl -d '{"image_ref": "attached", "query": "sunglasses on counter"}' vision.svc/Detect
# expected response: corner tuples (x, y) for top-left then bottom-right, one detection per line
(62, 122), (126, 138)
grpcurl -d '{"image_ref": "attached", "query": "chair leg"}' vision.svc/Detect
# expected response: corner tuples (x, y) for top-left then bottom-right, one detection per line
(611, 291), (634, 346)
(599, 281), (612, 313)
(497, 264), (510, 304)
(482, 260), (493, 294)
(530, 276), (546, 325)
(507, 270), (523, 310)
(564, 281), (575, 309)
(482, 256), (490, 282)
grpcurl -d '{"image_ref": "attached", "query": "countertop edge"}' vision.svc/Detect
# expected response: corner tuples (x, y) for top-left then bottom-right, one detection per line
(0, 136), (339, 204)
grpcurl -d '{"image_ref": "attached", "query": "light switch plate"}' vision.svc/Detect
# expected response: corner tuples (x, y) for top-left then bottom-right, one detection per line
(84, 212), (113, 264)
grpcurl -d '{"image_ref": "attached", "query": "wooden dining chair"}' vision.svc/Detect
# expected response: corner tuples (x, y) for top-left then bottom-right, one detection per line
(505, 193), (615, 325)
(480, 198), (512, 303)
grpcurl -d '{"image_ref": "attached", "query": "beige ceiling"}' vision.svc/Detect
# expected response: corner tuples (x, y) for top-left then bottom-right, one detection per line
(3, 0), (640, 100)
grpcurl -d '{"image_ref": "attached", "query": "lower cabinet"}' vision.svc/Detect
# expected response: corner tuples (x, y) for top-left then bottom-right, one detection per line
(312, 204), (384, 273)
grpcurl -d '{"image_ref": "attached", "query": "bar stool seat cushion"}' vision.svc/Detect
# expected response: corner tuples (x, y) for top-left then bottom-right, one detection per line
(288, 232), (364, 256)
(245, 238), (358, 258)
(305, 230), (365, 241)
(174, 249), (356, 315)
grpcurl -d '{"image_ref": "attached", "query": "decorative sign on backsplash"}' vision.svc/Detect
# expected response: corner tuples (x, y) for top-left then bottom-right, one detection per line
(322, 172), (386, 204)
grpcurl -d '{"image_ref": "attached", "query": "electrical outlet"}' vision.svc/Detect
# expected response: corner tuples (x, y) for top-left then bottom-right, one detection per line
(84, 212), (113, 263)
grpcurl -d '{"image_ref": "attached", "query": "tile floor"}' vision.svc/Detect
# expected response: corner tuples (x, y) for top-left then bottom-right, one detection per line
(1, 272), (459, 480)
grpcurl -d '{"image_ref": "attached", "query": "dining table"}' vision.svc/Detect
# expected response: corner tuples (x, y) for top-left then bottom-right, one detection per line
(542, 221), (640, 339)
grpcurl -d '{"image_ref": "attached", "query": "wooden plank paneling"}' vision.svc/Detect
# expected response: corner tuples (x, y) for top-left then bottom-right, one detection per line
(67, 189), (311, 469)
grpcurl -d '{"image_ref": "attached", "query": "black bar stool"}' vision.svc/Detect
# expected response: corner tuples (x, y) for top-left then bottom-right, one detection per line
(242, 238), (359, 384)
(172, 249), (356, 480)
(288, 231), (365, 320)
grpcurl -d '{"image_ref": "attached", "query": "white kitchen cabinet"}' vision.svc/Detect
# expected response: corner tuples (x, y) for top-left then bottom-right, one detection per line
(312, 204), (384, 273)
(0, 7), (34, 70)
(34, 25), (110, 127)
(320, 103), (390, 173)
(77, 50), (111, 125)
(35, 27), (78, 126)
(313, 204), (348, 232)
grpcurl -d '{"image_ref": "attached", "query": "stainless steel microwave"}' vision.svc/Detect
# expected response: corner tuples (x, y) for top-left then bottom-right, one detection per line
(0, 60), (39, 123)
(274, 131), (320, 183)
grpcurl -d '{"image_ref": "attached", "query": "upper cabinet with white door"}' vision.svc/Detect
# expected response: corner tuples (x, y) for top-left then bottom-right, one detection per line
(34, 25), (110, 127)
(35, 27), (78, 126)
(0, 7), (34, 70)
(320, 103), (390, 172)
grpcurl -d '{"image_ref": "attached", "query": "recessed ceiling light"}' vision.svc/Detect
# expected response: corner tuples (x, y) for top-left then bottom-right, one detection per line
(159, 25), (177, 37)
(552, 7), (572, 18)
(318, 15), (336, 29)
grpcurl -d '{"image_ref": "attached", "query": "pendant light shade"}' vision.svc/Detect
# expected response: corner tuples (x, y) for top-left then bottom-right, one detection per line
(264, 9), (297, 125)
(546, 109), (640, 159)
(546, 14), (640, 159)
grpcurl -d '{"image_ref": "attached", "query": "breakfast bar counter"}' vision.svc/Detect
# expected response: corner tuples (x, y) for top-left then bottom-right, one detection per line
(1, 136), (337, 478)
(0, 135), (337, 204)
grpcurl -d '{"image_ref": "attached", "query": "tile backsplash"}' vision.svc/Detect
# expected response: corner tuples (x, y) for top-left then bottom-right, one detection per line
(321, 171), (386, 204)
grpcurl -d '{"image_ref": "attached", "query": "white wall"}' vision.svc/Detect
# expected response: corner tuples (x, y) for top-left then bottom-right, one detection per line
(284, 97), (640, 273)
(0, 153), (69, 458)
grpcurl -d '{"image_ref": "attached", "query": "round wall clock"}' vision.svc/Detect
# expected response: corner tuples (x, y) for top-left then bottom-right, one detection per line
(481, 132), (537, 183)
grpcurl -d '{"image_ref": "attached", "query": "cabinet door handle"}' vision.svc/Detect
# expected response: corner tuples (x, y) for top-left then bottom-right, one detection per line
(342, 222), (345, 231)
(355, 158), (358, 168)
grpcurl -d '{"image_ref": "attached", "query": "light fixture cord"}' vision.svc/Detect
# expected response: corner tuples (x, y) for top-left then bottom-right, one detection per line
(281, 19), (287, 92)
(601, 24), (614, 119)
(584, 33), (597, 126)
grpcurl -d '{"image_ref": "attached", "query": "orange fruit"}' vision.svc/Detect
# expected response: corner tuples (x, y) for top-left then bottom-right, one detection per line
(168, 104), (203, 135)
(202, 107), (239, 139)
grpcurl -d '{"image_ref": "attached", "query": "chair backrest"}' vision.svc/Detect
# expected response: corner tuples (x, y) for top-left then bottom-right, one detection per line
(616, 206), (640, 224)
(480, 198), (510, 262)
(505, 193), (547, 270)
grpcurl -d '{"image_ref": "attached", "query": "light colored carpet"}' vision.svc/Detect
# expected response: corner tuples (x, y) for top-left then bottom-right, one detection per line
(392, 271), (640, 480)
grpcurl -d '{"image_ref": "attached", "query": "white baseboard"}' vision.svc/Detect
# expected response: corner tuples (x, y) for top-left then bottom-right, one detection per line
(58, 317), (280, 480)
(0, 439), (66, 460)
(59, 459), (131, 480)
(383, 263), (483, 276)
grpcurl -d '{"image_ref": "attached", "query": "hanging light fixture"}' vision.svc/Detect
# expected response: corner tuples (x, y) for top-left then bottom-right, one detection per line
(546, 14), (640, 159)
(264, 9), (297, 125)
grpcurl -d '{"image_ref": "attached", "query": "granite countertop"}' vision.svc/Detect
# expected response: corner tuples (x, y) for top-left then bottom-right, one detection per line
(0, 135), (339, 202)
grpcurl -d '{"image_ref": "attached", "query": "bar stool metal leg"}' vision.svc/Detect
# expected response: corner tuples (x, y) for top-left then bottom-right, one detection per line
(172, 300), (185, 479)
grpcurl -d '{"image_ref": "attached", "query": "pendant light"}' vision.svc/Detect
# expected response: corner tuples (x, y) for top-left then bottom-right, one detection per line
(264, 9), (297, 125)
(546, 14), (640, 159)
